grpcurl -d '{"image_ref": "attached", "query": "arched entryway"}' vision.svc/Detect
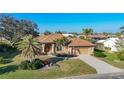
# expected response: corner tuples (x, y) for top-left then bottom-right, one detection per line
(44, 43), (52, 53)
(70, 47), (80, 56)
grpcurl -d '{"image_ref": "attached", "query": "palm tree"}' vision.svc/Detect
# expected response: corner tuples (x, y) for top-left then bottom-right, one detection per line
(17, 35), (42, 62)
(54, 37), (68, 53)
(82, 28), (93, 39)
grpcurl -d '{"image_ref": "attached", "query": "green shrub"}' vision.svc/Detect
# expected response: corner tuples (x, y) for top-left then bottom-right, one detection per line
(0, 57), (11, 64)
(116, 51), (124, 61)
(31, 59), (44, 70)
(0, 57), (5, 64)
(94, 48), (105, 52)
(18, 59), (44, 70)
(18, 60), (31, 70)
(0, 43), (11, 52)
(94, 52), (106, 57)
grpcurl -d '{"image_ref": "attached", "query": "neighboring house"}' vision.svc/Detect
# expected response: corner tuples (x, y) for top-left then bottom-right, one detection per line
(62, 33), (74, 37)
(96, 38), (119, 52)
(68, 38), (95, 55)
(36, 34), (95, 55)
(96, 40), (106, 49)
(88, 34), (109, 41)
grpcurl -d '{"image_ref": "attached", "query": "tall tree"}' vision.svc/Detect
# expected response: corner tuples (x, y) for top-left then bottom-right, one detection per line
(17, 35), (42, 62)
(82, 28), (93, 39)
(44, 30), (52, 35)
(0, 15), (39, 47)
(55, 30), (65, 34)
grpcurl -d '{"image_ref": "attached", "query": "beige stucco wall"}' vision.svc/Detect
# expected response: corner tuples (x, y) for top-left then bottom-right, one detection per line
(45, 44), (94, 55)
(76, 47), (94, 55)
(67, 46), (94, 55)
(62, 46), (69, 53)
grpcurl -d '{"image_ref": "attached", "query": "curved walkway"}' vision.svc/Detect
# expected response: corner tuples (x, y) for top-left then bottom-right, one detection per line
(78, 55), (122, 74)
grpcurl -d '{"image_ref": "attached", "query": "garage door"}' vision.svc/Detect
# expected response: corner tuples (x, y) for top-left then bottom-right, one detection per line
(79, 47), (91, 55)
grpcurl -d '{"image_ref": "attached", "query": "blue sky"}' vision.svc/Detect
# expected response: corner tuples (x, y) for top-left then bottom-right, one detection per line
(2, 13), (124, 33)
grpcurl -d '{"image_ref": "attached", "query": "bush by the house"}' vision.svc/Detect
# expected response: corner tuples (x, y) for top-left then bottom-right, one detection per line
(18, 59), (44, 70)
(94, 52), (106, 57)
(94, 48), (105, 52)
(94, 48), (106, 57)
(116, 50), (124, 61)
(31, 59), (44, 70)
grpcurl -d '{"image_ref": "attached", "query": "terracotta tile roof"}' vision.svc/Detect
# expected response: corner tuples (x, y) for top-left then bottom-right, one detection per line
(36, 34), (64, 43)
(36, 34), (95, 47)
(88, 35), (108, 38)
(68, 38), (95, 47)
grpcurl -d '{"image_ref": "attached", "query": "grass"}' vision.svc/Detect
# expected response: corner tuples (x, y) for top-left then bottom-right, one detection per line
(0, 59), (97, 79)
(101, 52), (124, 69)
(94, 49), (124, 69)
(0, 49), (96, 78)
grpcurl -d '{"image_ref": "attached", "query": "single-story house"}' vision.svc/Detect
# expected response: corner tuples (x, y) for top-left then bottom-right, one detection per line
(36, 34), (95, 55)
(96, 38), (119, 52)
(62, 33), (74, 37)
(88, 34), (109, 41)
(96, 40), (106, 49)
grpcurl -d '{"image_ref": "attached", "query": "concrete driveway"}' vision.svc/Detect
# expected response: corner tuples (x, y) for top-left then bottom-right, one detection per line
(78, 55), (122, 74)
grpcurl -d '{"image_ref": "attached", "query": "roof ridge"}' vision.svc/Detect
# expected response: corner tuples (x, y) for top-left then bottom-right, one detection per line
(68, 38), (95, 47)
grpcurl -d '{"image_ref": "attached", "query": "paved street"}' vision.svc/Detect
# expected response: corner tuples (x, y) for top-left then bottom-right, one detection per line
(64, 72), (124, 79)
(78, 55), (122, 74)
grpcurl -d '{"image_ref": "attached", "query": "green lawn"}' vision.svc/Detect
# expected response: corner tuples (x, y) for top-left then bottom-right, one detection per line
(98, 51), (124, 69)
(0, 59), (96, 79)
(0, 51), (96, 78)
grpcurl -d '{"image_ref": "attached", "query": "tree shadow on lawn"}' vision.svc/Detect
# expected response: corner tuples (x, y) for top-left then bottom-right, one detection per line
(1, 51), (20, 59)
(0, 65), (17, 75)
(0, 50), (21, 64)
(46, 57), (65, 64)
